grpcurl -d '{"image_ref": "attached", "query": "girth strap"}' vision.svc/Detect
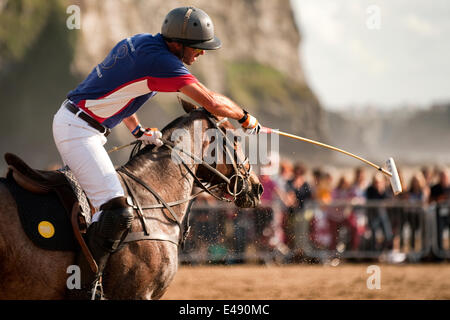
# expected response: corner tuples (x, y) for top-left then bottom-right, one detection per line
(122, 231), (179, 246)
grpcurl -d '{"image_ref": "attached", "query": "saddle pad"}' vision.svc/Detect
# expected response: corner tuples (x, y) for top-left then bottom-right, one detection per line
(58, 165), (91, 227)
(1, 176), (78, 251)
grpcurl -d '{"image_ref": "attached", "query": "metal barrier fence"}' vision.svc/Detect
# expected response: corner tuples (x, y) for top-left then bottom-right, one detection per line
(430, 202), (450, 259)
(179, 200), (450, 264)
(290, 201), (431, 263)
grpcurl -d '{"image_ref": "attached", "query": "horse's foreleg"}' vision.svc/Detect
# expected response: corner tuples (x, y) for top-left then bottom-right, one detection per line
(103, 241), (179, 300)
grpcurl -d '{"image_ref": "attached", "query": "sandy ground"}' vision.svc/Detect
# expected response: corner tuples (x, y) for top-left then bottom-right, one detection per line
(162, 263), (450, 300)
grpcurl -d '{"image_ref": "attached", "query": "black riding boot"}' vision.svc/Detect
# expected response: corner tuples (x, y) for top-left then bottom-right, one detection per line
(71, 196), (133, 299)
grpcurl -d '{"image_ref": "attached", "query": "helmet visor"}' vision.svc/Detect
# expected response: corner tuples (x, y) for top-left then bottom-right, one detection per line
(189, 36), (222, 50)
(166, 35), (221, 50)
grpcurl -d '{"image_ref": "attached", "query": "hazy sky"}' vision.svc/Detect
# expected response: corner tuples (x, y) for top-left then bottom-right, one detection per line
(291, 0), (450, 111)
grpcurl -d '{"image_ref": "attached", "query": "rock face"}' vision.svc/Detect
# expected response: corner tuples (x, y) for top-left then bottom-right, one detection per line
(0, 0), (328, 171)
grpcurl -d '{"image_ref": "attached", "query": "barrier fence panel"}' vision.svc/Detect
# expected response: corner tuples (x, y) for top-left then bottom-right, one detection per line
(430, 201), (450, 259)
(178, 200), (448, 264)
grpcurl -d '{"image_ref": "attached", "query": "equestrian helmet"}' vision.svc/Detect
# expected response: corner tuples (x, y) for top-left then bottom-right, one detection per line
(161, 6), (222, 50)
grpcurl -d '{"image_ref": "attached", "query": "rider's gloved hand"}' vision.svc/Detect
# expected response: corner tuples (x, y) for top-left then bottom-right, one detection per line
(238, 110), (261, 135)
(132, 125), (163, 147)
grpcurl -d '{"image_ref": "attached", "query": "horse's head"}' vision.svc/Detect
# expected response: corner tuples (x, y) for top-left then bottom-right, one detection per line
(177, 98), (263, 208)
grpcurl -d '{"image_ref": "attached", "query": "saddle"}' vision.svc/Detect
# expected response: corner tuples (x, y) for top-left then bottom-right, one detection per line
(6, 153), (75, 199)
(4, 153), (98, 272)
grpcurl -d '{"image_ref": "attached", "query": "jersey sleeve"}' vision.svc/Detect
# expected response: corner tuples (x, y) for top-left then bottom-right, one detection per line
(146, 53), (198, 92)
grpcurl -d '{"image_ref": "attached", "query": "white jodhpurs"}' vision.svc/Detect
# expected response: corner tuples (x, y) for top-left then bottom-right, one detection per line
(52, 103), (124, 212)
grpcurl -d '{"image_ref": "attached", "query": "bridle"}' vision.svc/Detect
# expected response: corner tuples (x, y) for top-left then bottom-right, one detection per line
(168, 111), (252, 200)
(116, 110), (253, 247)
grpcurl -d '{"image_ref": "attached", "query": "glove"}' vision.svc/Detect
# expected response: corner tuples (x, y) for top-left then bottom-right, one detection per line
(133, 126), (163, 147)
(238, 110), (261, 134)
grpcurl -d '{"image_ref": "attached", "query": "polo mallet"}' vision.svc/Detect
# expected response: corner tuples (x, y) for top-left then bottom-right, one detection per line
(262, 127), (402, 195)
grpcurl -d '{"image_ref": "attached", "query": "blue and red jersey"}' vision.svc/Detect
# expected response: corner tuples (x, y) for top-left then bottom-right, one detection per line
(67, 33), (198, 128)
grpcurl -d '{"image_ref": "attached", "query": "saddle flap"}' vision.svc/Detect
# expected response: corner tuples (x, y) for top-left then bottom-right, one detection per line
(1, 175), (79, 251)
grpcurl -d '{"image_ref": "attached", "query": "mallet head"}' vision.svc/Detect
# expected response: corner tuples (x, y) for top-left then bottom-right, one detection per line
(386, 157), (402, 195)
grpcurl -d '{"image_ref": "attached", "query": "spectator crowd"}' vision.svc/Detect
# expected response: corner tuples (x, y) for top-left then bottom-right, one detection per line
(183, 156), (450, 264)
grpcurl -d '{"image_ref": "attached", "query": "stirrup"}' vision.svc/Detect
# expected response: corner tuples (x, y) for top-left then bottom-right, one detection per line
(91, 276), (104, 300)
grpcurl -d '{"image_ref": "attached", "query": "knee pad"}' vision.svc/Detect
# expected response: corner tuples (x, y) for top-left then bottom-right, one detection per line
(98, 207), (133, 236)
(95, 197), (134, 250)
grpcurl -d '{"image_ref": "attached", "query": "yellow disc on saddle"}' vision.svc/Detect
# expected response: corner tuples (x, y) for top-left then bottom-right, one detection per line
(38, 221), (55, 239)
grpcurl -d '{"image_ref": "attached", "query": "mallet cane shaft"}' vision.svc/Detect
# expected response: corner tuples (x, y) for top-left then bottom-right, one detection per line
(107, 141), (139, 154)
(264, 128), (391, 176)
(262, 127), (402, 195)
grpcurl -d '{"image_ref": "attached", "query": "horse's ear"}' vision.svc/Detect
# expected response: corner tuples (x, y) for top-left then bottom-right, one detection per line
(178, 96), (199, 114)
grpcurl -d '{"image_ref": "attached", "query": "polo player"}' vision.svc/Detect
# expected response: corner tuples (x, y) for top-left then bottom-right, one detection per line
(52, 7), (262, 298)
